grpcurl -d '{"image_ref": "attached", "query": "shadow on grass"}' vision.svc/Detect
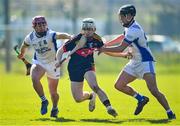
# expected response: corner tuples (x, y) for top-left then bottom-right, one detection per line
(55, 117), (76, 122)
(81, 118), (123, 124)
(81, 118), (171, 124)
(126, 118), (171, 124)
(31, 117), (76, 122)
(31, 117), (171, 124)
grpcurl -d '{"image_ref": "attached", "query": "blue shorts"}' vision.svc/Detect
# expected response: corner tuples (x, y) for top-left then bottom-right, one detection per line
(68, 65), (95, 82)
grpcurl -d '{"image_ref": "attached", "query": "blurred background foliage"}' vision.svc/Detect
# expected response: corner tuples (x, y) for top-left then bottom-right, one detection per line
(0, 0), (180, 37)
(0, 0), (180, 73)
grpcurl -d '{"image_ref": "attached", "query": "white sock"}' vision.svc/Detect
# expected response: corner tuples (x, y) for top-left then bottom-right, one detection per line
(166, 109), (172, 113)
(52, 107), (58, 110)
(107, 106), (112, 110)
(133, 93), (138, 98)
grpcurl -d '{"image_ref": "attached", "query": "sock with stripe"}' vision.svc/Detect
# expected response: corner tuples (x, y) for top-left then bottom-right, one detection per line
(133, 93), (144, 102)
(40, 95), (47, 102)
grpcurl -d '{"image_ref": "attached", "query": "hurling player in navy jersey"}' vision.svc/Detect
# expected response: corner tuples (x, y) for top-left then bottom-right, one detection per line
(56, 18), (118, 117)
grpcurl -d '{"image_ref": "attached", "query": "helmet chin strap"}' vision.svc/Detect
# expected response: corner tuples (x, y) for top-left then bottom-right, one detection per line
(35, 31), (47, 38)
(123, 16), (134, 27)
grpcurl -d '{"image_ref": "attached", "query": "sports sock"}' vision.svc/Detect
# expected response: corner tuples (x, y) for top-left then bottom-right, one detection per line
(166, 109), (173, 115)
(52, 107), (58, 110)
(106, 106), (113, 111)
(133, 93), (144, 102)
(40, 95), (47, 102)
(103, 99), (111, 107)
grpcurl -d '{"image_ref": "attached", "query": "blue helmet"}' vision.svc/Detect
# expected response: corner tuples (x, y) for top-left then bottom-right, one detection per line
(118, 4), (136, 16)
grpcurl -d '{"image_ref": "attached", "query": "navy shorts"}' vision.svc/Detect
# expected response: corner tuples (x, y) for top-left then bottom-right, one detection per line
(68, 65), (95, 82)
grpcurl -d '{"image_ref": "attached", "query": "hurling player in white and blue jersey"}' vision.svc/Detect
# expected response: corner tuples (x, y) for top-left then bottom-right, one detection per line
(100, 5), (175, 119)
(18, 16), (71, 118)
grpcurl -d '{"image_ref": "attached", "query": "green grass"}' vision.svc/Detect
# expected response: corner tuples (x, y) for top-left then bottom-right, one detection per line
(0, 53), (180, 126)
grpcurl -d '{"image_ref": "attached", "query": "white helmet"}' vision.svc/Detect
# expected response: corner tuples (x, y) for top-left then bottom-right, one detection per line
(82, 18), (96, 30)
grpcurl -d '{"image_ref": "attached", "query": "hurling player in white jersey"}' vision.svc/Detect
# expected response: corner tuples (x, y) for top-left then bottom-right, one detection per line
(18, 16), (72, 118)
(99, 5), (175, 120)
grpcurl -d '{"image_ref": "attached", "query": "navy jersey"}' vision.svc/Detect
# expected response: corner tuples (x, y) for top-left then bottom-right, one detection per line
(63, 33), (104, 69)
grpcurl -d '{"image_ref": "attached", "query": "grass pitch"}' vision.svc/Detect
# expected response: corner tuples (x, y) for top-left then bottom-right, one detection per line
(0, 54), (180, 126)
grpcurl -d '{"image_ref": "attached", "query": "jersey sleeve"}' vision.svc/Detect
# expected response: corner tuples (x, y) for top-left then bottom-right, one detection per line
(51, 31), (56, 41)
(93, 33), (104, 48)
(63, 34), (82, 52)
(63, 40), (75, 52)
(124, 28), (139, 45)
(48, 29), (57, 42)
(96, 40), (104, 48)
(23, 35), (31, 46)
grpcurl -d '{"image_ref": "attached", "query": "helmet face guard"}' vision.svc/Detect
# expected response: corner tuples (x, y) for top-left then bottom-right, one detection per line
(81, 18), (96, 37)
(32, 16), (48, 37)
(82, 18), (96, 30)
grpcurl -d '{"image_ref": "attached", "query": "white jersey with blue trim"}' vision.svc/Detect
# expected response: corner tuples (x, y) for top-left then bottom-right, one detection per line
(124, 21), (154, 62)
(24, 29), (60, 64)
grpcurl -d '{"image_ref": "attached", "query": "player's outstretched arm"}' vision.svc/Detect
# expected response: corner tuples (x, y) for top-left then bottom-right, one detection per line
(100, 41), (129, 53)
(104, 34), (125, 46)
(104, 51), (133, 59)
(56, 32), (72, 40)
(18, 41), (29, 59)
(55, 47), (64, 68)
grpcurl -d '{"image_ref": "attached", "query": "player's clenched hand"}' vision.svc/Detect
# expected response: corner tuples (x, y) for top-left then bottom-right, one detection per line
(124, 51), (133, 59)
(97, 50), (102, 55)
(55, 62), (61, 68)
(55, 57), (67, 68)
(17, 53), (24, 59)
(97, 47), (104, 55)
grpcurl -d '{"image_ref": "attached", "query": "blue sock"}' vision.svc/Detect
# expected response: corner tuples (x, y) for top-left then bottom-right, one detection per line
(133, 93), (144, 102)
(167, 109), (173, 115)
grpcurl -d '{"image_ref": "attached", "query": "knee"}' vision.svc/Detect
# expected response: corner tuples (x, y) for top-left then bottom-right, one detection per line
(74, 97), (83, 103)
(50, 92), (58, 98)
(114, 82), (124, 91)
(91, 85), (100, 93)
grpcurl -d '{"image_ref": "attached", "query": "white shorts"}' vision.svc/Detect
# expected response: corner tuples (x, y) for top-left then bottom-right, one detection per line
(32, 59), (60, 79)
(123, 60), (155, 79)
